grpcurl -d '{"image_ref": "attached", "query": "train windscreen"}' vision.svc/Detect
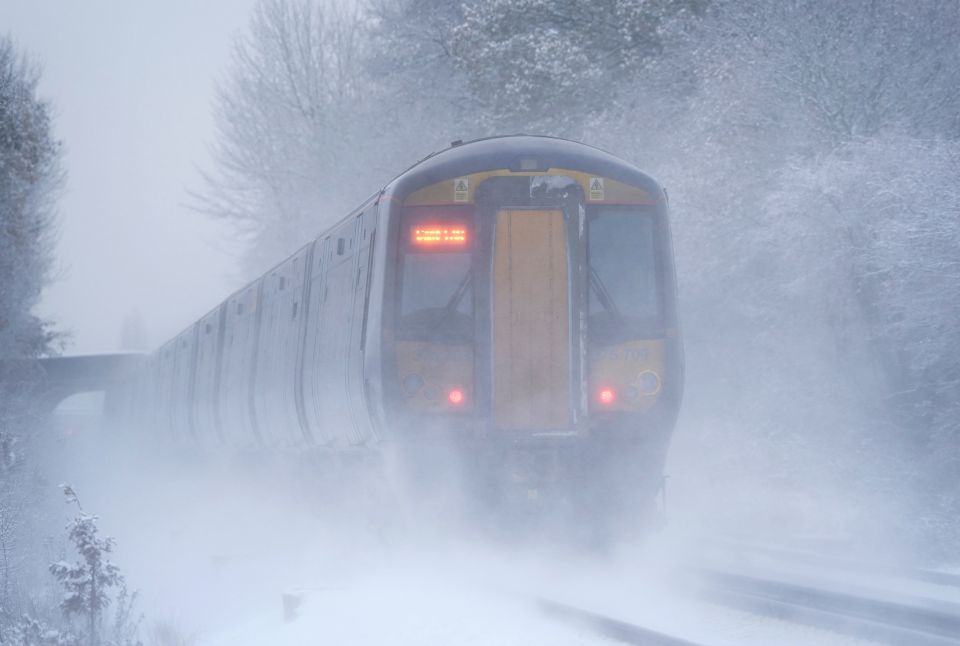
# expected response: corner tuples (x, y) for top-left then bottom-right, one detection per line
(398, 209), (473, 341)
(588, 207), (660, 339)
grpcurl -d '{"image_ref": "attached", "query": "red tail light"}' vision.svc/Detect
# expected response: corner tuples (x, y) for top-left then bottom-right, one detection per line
(598, 387), (616, 405)
(447, 388), (464, 405)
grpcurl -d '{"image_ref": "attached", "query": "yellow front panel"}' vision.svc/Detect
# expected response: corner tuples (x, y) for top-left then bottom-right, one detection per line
(493, 210), (570, 430)
(403, 170), (655, 206)
(589, 340), (665, 412)
(396, 340), (473, 412)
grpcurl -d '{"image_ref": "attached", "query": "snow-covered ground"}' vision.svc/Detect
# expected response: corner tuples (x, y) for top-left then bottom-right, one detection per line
(41, 416), (906, 645)
(204, 576), (606, 646)
(190, 529), (884, 646)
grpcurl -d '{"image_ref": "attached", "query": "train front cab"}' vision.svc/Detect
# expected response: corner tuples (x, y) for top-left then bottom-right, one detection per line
(378, 148), (682, 509)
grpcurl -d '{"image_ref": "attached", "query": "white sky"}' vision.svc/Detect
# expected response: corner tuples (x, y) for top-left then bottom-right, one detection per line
(1, 0), (259, 354)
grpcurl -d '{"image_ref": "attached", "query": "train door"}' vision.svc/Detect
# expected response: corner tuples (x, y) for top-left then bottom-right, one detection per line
(192, 307), (225, 444)
(302, 224), (359, 447)
(492, 209), (571, 430)
(345, 210), (378, 445)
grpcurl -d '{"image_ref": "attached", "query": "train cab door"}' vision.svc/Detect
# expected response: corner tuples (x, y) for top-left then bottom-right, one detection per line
(492, 209), (571, 431)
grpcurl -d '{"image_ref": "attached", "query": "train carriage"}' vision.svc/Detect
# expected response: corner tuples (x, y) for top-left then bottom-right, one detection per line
(124, 135), (683, 514)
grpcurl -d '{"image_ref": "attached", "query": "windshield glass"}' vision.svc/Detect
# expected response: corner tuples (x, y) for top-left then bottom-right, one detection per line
(398, 209), (474, 341)
(588, 207), (660, 338)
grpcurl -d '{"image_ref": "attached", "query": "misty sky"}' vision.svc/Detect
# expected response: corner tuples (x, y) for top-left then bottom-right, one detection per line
(1, 0), (259, 353)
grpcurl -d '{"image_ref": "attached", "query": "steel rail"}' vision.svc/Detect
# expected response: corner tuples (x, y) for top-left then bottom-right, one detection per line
(695, 568), (960, 646)
(537, 598), (709, 646)
(704, 536), (960, 589)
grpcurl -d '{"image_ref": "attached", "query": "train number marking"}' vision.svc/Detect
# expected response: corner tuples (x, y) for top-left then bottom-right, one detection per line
(594, 347), (649, 362)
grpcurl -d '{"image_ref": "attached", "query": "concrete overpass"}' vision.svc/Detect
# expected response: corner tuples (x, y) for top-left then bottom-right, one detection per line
(29, 353), (144, 413)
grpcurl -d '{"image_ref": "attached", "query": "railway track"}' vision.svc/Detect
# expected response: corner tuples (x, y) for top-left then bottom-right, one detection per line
(535, 550), (960, 645)
(693, 567), (960, 645)
(537, 598), (708, 646)
(704, 536), (960, 589)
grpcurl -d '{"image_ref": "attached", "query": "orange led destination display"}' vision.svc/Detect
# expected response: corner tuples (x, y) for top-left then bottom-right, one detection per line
(410, 224), (468, 247)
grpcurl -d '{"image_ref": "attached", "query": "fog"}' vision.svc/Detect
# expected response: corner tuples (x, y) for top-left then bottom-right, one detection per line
(3, 0), (960, 644)
(0, 0), (257, 353)
(38, 404), (916, 645)
(42, 412), (635, 642)
(38, 409), (884, 645)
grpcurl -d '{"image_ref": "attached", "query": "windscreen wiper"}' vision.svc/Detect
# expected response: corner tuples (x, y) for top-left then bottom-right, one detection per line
(589, 266), (625, 328)
(427, 272), (472, 335)
(443, 272), (472, 314)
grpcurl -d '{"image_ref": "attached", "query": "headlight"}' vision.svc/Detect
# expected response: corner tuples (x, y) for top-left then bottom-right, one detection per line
(637, 370), (661, 395)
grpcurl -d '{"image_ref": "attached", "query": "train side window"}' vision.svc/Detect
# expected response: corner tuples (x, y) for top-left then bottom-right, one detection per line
(337, 238), (345, 255)
(279, 276), (286, 291)
(236, 302), (244, 316)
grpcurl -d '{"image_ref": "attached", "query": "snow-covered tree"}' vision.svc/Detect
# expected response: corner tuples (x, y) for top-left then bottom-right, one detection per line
(197, 0), (383, 275)
(761, 136), (960, 543)
(364, 0), (471, 154)
(589, 0), (960, 542)
(366, 0), (468, 112)
(0, 36), (62, 359)
(49, 487), (128, 646)
(449, 0), (705, 135)
(0, 34), (63, 636)
(716, 0), (960, 144)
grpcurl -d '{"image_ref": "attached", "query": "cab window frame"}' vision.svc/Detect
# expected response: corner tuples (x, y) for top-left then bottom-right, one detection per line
(585, 204), (665, 342)
(395, 205), (476, 342)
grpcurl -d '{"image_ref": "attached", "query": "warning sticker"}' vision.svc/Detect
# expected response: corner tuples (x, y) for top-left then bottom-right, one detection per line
(453, 178), (469, 202)
(588, 177), (605, 201)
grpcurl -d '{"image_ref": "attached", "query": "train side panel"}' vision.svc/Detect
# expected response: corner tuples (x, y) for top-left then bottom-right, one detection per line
(155, 340), (177, 442)
(345, 208), (379, 445)
(219, 284), (262, 447)
(170, 327), (197, 441)
(301, 219), (360, 445)
(300, 238), (331, 444)
(253, 245), (311, 447)
(192, 306), (225, 444)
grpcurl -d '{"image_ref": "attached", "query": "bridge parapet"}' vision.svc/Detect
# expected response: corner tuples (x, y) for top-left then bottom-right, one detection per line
(1, 354), (145, 414)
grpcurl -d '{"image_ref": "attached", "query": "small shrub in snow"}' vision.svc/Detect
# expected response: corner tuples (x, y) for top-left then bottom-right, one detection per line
(48, 486), (141, 646)
(4, 614), (81, 646)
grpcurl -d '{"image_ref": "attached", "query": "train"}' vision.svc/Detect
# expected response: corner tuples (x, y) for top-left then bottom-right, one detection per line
(113, 135), (684, 517)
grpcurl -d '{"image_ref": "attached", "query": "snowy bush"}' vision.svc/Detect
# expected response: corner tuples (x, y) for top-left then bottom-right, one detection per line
(49, 486), (141, 646)
(3, 614), (81, 646)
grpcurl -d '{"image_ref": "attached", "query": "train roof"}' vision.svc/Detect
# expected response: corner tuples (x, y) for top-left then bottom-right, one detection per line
(384, 135), (664, 201)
